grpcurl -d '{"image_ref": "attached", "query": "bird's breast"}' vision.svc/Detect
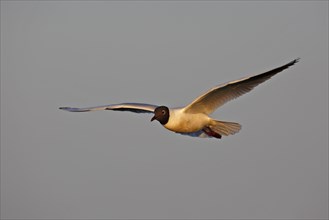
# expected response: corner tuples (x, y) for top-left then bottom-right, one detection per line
(163, 109), (210, 133)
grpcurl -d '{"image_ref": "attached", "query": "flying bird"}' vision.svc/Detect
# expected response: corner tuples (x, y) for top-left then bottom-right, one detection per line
(60, 58), (299, 139)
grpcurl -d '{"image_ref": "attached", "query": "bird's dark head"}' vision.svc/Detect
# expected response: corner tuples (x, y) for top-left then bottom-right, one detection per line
(151, 106), (170, 125)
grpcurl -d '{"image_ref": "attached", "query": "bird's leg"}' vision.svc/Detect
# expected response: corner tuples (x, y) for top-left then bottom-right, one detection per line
(202, 127), (222, 139)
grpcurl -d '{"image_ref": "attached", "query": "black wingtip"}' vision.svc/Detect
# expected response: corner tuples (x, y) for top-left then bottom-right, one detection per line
(278, 58), (300, 72)
(59, 107), (73, 112)
(59, 107), (90, 112)
(59, 107), (74, 112)
(291, 58), (300, 65)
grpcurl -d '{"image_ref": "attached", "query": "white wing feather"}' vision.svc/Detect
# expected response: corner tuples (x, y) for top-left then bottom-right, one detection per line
(183, 59), (299, 115)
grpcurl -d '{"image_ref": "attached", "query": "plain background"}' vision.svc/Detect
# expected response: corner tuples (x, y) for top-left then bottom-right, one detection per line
(1, 1), (328, 219)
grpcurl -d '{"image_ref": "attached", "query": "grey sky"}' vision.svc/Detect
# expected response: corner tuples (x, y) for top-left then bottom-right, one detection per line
(1, 1), (328, 219)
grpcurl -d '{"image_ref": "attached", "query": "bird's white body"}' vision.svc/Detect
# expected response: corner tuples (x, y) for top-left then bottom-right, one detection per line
(164, 108), (210, 133)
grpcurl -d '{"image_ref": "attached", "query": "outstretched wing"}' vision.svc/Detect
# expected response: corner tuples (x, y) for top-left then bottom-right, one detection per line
(183, 58), (300, 115)
(59, 103), (158, 113)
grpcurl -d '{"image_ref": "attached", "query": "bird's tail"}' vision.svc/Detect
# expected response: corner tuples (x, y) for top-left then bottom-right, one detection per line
(209, 120), (242, 136)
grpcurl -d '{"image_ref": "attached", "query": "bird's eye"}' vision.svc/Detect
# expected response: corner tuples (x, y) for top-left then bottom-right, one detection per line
(162, 110), (166, 114)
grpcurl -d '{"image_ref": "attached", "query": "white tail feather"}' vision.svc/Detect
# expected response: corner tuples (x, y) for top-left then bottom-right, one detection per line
(209, 120), (242, 136)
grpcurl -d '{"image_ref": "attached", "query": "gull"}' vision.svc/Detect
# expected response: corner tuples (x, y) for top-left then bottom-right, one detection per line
(60, 58), (299, 139)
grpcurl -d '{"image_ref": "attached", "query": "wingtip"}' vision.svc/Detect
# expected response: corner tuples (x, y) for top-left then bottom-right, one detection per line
(59, 106), (90, 112)
(59, 107), (70, 111)
(284, 58), (300, 69)
(292, 57), (300, 64)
